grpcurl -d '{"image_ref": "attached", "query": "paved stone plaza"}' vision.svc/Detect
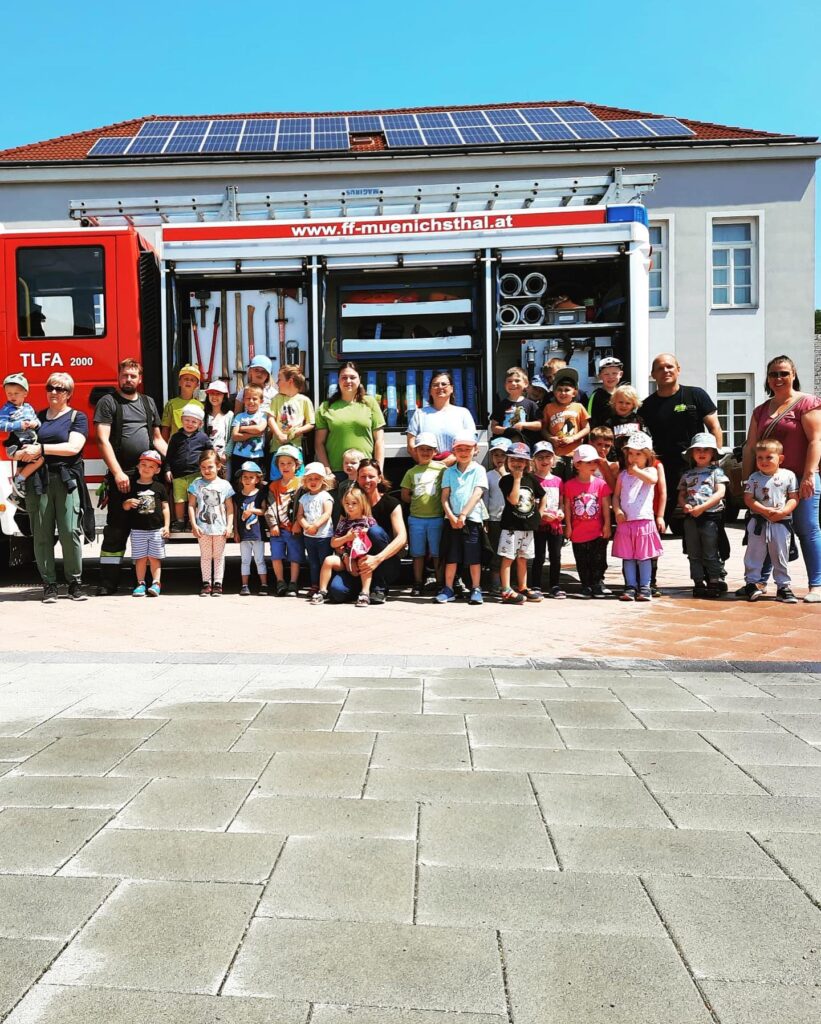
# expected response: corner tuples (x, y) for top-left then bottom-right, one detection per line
(0, 654), (820, 1022)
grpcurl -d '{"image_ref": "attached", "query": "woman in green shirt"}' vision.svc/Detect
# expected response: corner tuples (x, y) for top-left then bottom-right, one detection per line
(314, 362), (385, 475)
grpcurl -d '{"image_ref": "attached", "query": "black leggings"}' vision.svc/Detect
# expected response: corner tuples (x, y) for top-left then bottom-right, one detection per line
(572, 537), (607, 589)
(529, 531), (564, 590)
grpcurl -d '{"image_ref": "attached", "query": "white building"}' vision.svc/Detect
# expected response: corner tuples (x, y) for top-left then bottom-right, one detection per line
(1, 100), (817, 447)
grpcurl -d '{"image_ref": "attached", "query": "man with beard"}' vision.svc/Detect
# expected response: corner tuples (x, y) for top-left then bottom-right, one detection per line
(95, 358), (167, 595)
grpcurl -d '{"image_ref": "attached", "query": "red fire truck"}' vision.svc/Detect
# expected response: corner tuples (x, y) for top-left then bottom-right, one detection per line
(0, 169), (656, 569)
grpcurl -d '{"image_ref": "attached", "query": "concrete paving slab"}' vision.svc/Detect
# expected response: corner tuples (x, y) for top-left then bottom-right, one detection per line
(622, 750), (765, 795)
(757, 683), (821, 698)
(0, 738), (54, 762)
(756, 833), (821, 902)
(418, 866), (664, 935)
(418, 802), (557, 870)
(492, 668), (566, 685)
(466, 714), (563, 749)
(24, 717), (166, 740)
(0, 775), (146, 809)
(424, 676), (499, 698)
(259, 836), (415, 923)
(251, 703), (341, 731)
(612, 687), (712, 712)
(62, 828), (284, 883)
(705, 695), (821, 714)
(502, 932), (712, 1024)
(114, 778), (254, 831)
(137, 700), (264, 720)
(768, 714), (821, 744)
(559, 728), (713, 751)
(0, 939), (63, 1018)
(139, 720), (251, 751)
(645, 877), (821, 983)
(223, 918), (506, 1014)
(670, 675), (768, 697)
(423, 698), (544, 716)
(635, 710), (785, 732)
(45, 879), (261, 994)
(231, 795), (417, 839)
(494, 683), (575, 699)
(231, 729), (375, 755)
(109, 750), (269, 779)
(0, 808), (111, 874)
(311, 1007), (506, 1024)
(544, 701), (643, 730)
(0, 719), (50, 738)
(0, 875), (115, 939)
(9, 738), (142, 776)
(371, 733), (471, 771)
(742, 764), (821, 796)
(699, 980), (821, 1024)
(3, 986), (309, 1024)
(343, 690), (422, 714)
(701, 731), (821, 766)
(472, 747), (632, 775)
(531, 775), (673, 828)
(525, 685), (620, 702)
(552, 826), (783, 878)
(659, 793), (821, 832)
(335, 712), (466, 735)
(365, 767), (535, 804)
(237, 687), (348, 703)
(255, 752), (370, 798)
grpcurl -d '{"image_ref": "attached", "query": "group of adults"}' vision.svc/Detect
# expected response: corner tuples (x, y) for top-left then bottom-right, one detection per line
(13, 350), (821, 605)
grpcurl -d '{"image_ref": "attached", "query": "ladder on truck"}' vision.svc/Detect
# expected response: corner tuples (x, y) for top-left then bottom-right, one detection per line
(69, 168), (658, 225)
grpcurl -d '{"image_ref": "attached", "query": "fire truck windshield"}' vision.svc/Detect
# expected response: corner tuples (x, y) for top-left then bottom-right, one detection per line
(16, 245), (106, 340)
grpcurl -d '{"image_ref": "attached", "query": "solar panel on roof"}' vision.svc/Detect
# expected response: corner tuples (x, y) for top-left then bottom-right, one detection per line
(384, 128), (425, 147)
(529, 122), (577, 141)
(552, 106), (597, 122)
(494, 123), (539, 143)
(313, 131), (350, 150)
(238, 133), (277, 152)
(278, 118), (311, 134)
(517, 108), (560, 125)
(126, 135), (175, 155)
(347, 115), (383, 132)
(382, 113), (419, 130)
(451, 110), (491, 127)
(421, 127), (462, 145)
(202, 122), (243, 153)
(88, 137), (134, 156)
(606, 120), (653, 138)
(417, 111), (454, 129)
(134, 121), (176, 138)
(641, 117), (694, 137)
(275, 133), (313, 151)
(164, 121), (210, 154)
(485, 109), (526, 126)
(243, 119), (279, 135)
(459, 125), (502, 144)
(567, 121), (618, 140)
(315, 116), (347, 132)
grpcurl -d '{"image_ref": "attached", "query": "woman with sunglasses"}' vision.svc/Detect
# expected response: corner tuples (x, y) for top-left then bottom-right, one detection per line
(406, 370), (476, 467)
(16, 372), (90, 602)
(327, 459), (408, 604)
(742, 355), (821, 603)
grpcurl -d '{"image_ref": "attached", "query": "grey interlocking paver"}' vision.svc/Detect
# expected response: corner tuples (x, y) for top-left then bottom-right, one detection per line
(670, 675), (767, 697)
(699, 980), (821, 1024)
(139, 720), (250, 751)
(0, 775), (146, 809)
(24, 717), (167, 740)
(502, 932), (713, 1024)
(371, 733), (471, 770)
(645, 877), (821, 983)
(0, 940), (63, 1017)
(423, 698), (544, 716)
(418, 866), (664, 934)
(707, 695), (821, 714)
(425, 676), (499, 698)
(109, 750), (268, 779)
(623, 750), (764, 794)
(223, 918), (506, 1014)
(532, 774), (673, 828)
(342, 690), (422, 714)
(742, 765), (821, 796)
(531, 685), (619, 702)
(231, 729), (375, 755)
(9, 738), (141, 776)
(365, 766), (534, 804)
(335, 712), (465, 735)
(0, 808), (111, 874)
(701, 730), (821, 766)
(768, 713), (821, 743)
(3, 986), (308, 1024)
(552, 826), (783, 877)
(466, 714), (563, 749)
(62, 828), (284, 883)
(635, 710), (785, 732)
(259, 836), (415, 923)
(0, 876), (115, 939)
(559, 727), (713, 751)
(755, 832), (821, 902)
(659, 792), (821, 832)
(311, 1008), (506, 1024)
(611, 687), (711, 712)
(255, 751), (370, 798)
(418, 802), (557, 869)
(251, 703), (341, 731)
(137, 700), (264, 720)
(46, 879), (261, 993)
(544, 700), (643, 730)
(0, 738), (53, 762)
(114, 778), (254, 831)
(472, 747), (631, 774)
(231, 795), (417, 839)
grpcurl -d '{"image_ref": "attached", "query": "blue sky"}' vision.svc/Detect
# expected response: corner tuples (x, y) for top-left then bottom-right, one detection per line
(2, 0), (819, 299)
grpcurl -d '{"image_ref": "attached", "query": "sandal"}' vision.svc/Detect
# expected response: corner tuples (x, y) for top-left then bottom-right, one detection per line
(355, 592), (371, 607)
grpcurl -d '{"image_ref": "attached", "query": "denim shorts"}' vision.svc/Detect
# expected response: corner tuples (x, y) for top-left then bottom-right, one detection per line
(269, 529), (304, 563)
(408, 515), (444, 558)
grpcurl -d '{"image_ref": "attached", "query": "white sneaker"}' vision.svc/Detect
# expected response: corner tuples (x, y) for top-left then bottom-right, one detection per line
(803, 589), (821, 604)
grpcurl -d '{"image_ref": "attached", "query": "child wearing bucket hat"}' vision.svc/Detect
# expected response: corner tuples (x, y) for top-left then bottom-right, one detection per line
(612, 432), (664, 602)
(235, 354), (278, 415)
(160, 364), (203, 441)
(294, 462), (335, 595)
(497, 441), (547, 604)
(166, 403), (214, 532)
(266, 444), (305, 596)
(677, 432), (730, 599)
(1, 372), (42, 499)
(400, 431), (447, 596)
(234, 461), (269, 596)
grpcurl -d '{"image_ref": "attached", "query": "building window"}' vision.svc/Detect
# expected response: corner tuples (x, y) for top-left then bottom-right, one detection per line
(649, 222), (667, 310)
(712, 220), (756, 308)
(716, 374), (752, 447)
(16, 246), (106, 340)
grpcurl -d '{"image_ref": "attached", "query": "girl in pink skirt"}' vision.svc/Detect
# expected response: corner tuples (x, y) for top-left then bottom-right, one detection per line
(612, 432), (664, 602)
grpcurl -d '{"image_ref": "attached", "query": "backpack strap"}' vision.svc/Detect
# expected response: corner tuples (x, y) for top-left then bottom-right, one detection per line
(111, 393), (155, 455)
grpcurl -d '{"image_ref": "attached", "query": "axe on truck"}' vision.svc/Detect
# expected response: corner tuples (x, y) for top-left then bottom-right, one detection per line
(220, 290), (230, 381)
(247, 305), (256, 361)
(234, 292), (244, 388)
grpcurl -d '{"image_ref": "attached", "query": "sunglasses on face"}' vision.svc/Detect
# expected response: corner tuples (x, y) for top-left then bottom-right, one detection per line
(45, 384), (69, 393)
(767, 370), (791, 378)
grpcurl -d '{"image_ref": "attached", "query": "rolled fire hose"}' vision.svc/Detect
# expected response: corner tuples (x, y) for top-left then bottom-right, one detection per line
(520, 302), (546, 326)
(499, 273), (523, 297)
(499, 304), (520, 327)
(522, 271), (547, 297)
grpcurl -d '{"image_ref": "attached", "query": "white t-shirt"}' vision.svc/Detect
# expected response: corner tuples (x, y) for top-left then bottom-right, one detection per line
(298, 491), (334, 538)
(486, 468), (506, 522)
(745, 469), (799, 510)
(407, 404), (476, 453)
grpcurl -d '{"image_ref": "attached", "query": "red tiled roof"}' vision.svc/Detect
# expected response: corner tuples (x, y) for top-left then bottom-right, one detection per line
(0, 100), (796, 163)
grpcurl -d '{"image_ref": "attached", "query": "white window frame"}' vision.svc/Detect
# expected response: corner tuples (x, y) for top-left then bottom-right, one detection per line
(648, 220), (669, 311)
(710, 215), (759, 310)
(716, 373), (753, 448)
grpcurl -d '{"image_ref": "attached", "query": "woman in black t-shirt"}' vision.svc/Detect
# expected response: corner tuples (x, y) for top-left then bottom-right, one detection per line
(17, 372), (89, 602)
(327, 459), (408, 604)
